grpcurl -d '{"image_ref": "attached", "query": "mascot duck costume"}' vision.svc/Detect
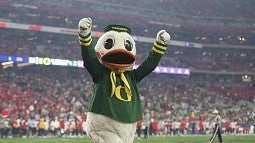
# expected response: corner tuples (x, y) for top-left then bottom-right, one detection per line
(78, 17), (171, 143)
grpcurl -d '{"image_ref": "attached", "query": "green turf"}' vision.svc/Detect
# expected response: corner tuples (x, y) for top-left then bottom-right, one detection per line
(0, 135), (254, 143)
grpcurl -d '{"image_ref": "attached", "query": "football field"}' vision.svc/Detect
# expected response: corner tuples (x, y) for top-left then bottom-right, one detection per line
(0, 135), (254, 143)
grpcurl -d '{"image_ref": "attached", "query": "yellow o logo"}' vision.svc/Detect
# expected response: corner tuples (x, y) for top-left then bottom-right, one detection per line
(115, 86), (132, 102)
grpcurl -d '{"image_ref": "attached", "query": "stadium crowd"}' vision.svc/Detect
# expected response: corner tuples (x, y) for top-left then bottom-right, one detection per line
(0, 66), (91, 138)
(0, 65), (255, 138)
(1, 0), (255, 45)
(3, 0), (255, 28)
(1, 0), (255, 139)
(1, 28), (255, 73)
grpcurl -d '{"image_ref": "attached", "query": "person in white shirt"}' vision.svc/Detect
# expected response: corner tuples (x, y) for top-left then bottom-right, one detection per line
(230, 121), (237, 134)
(51, 117), (60, 136)
(208, 109), (224, 143)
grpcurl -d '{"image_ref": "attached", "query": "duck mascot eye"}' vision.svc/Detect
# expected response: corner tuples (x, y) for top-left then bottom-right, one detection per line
(78, 17), (171, 143)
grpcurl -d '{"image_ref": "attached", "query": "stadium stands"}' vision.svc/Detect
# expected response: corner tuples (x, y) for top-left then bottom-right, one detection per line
(0, 0), (255, 138)
(1, 0), (255, 45)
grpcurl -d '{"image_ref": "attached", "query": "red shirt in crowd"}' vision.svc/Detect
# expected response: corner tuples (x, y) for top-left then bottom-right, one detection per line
(21, 120), (28, 129)
(137, 120), (142, 128)
(180, 121), (186, 130)
(225, 121), (231, 129)
(198, 121), (204, 130)
(60, 120), (65, 129)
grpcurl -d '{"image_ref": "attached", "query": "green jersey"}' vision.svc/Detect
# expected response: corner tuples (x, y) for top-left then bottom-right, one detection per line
(79, 33), (167, 123)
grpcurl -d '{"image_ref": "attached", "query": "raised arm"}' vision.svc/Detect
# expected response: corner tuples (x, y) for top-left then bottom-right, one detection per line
(78, 17), (103, 82)
(134, 30), (171, 82)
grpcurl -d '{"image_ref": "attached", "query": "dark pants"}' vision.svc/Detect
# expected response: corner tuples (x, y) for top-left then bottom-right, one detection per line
(136, 126), (141, 137)
(209, 124), (223, 143)
(0, 128), (3, 138)
(143, 126), (148, 138)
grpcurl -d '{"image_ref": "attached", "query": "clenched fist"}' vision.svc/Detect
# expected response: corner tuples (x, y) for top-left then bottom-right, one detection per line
(78, 17), (92, 36)
(156, 30), (171, 45)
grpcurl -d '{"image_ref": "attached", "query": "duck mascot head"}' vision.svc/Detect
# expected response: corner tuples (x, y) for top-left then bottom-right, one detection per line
(95, 25), (136, 71)
(78, 17), (170, 143)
